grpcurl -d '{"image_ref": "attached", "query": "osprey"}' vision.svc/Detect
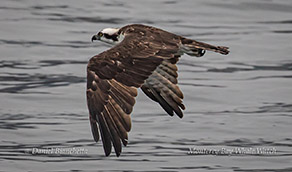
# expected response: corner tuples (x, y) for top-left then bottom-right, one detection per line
(88, 24), (229, 157)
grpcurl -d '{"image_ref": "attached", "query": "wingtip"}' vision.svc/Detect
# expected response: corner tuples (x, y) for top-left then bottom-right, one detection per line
(176, 111), (183, 118)
(104, 148), (121, 157)
(90, 121), (100, 142)
(105, 151), (111, 157)
(104, 150), (121, 157)
(122, 139), (128, 146)
(218, 46), (230, 55)
(115, 151), (121, 157)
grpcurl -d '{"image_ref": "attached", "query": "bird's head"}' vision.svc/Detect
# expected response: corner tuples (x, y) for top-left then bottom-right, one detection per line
(91, 28), (123, 45)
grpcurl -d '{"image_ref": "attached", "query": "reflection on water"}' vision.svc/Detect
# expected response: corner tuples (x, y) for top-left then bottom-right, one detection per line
(0, 0), (292, 171)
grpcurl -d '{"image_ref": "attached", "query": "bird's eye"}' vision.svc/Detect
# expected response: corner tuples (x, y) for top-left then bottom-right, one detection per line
(98, 32), (103, 37)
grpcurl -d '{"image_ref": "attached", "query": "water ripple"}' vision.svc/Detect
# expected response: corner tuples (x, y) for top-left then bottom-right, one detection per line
(207, 62), (292, 73)
(47, 16), (126, 24)
(0, 39), (92, 48)
(0, 73), (85, 93)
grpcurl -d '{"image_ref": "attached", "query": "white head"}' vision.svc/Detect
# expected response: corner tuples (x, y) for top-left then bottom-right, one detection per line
(91, 28), (123, 45)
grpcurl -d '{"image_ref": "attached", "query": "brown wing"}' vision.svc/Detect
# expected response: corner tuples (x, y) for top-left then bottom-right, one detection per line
(87, 72), (136, 156)
(141, 57), (185, 118)
(87, 26), (182, 156)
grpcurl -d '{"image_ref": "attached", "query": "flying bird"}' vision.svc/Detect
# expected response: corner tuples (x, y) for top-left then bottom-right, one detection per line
(87, 24), (229, 157)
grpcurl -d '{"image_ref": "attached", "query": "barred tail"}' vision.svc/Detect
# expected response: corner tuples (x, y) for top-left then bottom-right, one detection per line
(181, 38), (230, 57)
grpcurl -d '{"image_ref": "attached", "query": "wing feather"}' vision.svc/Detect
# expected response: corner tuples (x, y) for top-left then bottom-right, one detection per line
(109, 84), (134, 114)
(146, 85), (175, 116)
(155, 66), (177, 84)
(103, 105), (122, 156)
(141, 59), (185, 118)
(109, 96), (132, 132)
(160, 91), (183, 118)
(90, 120), (99, 142)
(97, 111), (112, 156)
(152, 70), (183, 99)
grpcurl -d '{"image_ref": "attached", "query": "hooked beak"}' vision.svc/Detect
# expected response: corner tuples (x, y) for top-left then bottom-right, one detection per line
(91, 34), (100, 42)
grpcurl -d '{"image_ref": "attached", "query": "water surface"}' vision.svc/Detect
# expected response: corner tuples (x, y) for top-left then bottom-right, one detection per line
(1, 0), (292, 171)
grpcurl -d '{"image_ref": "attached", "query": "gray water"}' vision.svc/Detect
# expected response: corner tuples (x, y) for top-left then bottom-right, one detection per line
(1, 0), (292, 171)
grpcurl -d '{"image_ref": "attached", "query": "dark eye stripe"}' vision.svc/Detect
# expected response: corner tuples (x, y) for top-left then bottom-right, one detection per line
(104, 33), (118, 41)
(104, 33), (111, 39)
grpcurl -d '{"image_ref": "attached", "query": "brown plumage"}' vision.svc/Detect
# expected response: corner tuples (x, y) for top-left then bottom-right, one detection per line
(87, 24), (229, 156)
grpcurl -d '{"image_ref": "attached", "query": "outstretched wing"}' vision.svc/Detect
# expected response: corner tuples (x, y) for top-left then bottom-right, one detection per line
(87, 72), (137, 156)
(141, 57), (185, 118)
(87, 27), (182, 156)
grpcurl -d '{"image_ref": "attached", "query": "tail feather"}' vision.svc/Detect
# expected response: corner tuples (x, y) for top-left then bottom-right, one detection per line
(181, 38), (230, 56)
